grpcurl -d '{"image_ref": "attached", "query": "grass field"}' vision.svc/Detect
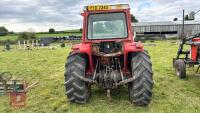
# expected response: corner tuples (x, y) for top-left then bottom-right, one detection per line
(1, 40), (200, 113)
(0, 32), (82, 42)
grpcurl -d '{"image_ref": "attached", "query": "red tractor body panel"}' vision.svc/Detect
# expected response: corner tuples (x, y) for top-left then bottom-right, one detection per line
(123, 41), (144, 71)
(191, 38), (200, 61)
(72, 41), (144, 75)
(71, 5), (143, 76)
(72, 43), (94, 72)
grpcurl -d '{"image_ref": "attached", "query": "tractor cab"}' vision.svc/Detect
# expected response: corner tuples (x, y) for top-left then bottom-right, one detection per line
(82, 4), (133, 43)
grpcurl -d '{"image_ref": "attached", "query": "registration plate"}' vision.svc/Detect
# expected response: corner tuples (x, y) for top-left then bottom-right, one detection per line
(88, 5), (111, 11)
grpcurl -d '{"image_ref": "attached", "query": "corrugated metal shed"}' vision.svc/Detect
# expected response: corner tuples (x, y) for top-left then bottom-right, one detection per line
(133, 21), (175, 26)
(132, 21), (200, 37)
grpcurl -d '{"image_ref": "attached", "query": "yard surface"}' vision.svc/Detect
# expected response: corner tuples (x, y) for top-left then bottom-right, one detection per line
(0, 40), (200, 113)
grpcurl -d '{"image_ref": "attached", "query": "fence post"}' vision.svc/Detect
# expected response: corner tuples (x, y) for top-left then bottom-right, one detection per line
(18, 41), (21, 49)
(32, 40), (34, 48)
(23, 40), (26, 49)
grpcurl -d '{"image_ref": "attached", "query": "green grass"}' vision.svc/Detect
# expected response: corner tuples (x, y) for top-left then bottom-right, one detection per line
(1, 40), (200, 113)
(0, 35), (18, 41)
(0, 32), (82, 42)
(36, 33), (81, 37)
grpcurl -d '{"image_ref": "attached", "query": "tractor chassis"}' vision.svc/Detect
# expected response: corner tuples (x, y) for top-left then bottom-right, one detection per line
(72, 59), (135, 99)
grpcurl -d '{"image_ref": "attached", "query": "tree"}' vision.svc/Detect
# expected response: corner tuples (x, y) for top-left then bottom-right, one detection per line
(49, 28), (55, 33)
(80, 28), (83, 32)
(9, 31), (14, 34)
(18, 32), (36, 40)
(131, 14), (138, 22)
(0, 26), (8, 36)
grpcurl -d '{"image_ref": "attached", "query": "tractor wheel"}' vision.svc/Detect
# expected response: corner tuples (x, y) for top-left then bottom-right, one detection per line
(128, 51), (153, 106)
(64, 54), (90, 103)
(174, 59), (186, 79)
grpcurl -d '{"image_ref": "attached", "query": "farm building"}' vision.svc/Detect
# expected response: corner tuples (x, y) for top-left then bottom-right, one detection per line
(132, 20), (200, 37)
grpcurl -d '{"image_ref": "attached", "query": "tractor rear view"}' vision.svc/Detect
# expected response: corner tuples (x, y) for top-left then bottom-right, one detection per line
(64, 4), (153, 106)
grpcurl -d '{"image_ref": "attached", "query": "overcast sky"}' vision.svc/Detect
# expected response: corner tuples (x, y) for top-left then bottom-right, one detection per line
(0, 0), (200, 32)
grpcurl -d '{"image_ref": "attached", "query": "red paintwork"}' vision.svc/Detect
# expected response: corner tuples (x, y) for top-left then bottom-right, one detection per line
(72, 43), (94, 71)
(123, 41), (143, 71)
(70, 5), (144, 75)
(191, 38), (200, 61)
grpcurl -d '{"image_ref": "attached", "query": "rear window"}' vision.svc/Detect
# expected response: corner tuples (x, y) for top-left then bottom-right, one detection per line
(87, 13), (128, 40)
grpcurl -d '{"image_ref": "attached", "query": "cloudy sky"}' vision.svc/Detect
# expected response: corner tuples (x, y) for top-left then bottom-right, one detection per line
(0, 0), (200, 32)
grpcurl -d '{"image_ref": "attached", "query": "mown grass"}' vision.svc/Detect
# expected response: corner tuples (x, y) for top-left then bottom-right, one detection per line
(0, 32), (81, 42)
(0, 35), (18, 42)
(0, 40), (200, 113)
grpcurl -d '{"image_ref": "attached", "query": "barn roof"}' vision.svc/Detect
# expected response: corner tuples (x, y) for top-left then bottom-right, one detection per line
(132, 20), (200, 26)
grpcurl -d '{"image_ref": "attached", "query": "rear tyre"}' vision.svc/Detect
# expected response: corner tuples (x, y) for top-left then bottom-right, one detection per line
(128, 51), (153, 106)
(174, 59), (186, 79)
(64, 54), (90, 103)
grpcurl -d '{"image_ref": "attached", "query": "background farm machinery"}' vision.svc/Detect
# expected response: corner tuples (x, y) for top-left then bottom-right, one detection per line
(0, 72), (38, 107)
(173, 33), (200, 78)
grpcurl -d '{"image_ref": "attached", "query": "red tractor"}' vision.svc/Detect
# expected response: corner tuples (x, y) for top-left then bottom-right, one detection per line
(64, 4), (153, 106)
(174, 33), (200, 78)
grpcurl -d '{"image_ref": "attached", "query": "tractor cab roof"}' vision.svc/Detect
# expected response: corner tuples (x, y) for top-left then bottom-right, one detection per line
(84, 4), (130, 12)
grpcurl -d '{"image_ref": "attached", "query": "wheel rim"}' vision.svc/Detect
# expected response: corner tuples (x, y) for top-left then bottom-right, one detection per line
(176, 67), (180, 77)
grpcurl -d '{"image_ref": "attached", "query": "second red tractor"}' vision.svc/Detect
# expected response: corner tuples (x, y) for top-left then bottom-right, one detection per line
(174, 33), (200, 78)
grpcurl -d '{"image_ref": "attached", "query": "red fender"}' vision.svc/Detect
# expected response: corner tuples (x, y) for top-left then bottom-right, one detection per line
(191, 38), (200, 61)
(123, 41), (144, 72)
(71, 43), (94, 74)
